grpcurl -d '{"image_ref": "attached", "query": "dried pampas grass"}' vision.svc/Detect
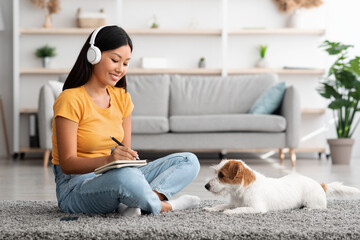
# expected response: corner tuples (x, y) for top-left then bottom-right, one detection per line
(30, 0), (61, 14)
(273, 0), (323, 13)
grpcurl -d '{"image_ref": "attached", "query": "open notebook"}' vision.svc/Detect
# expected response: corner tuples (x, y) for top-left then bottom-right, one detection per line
(94, 160), (147, 174)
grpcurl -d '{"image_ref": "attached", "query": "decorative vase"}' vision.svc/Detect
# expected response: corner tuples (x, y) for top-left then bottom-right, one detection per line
(255, 58), (269, 68)
(42, 57), (51, 68)
(198, 59), (206, 68)
(327, 138), (355, 165)
(286, 9), (302, 28)
(43, 14), (52, 28)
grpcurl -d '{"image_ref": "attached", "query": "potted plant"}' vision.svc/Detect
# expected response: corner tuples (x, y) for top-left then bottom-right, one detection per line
(317, 40), (360, 164)
(255, 45), (269, 68)
(198, 57), (206, 68)
(35, 44), (56, 68)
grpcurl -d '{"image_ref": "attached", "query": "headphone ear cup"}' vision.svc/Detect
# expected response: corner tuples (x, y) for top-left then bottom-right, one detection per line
(87, 45), (101, 64)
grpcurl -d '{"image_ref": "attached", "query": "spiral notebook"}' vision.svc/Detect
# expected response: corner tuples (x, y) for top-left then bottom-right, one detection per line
(94, 160), (147, 174)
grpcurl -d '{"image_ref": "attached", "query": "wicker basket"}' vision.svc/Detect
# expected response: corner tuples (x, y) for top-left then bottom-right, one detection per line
(77, 8), (106, 28)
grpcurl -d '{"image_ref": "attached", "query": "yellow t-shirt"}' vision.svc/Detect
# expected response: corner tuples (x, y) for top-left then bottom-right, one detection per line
(51, 85), (134, 165)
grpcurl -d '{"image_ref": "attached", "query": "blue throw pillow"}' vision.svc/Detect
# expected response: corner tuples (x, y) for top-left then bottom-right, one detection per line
(249, 82), (286, 114)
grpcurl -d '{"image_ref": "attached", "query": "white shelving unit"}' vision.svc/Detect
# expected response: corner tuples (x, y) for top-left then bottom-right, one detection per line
(13, 0), (326, 157)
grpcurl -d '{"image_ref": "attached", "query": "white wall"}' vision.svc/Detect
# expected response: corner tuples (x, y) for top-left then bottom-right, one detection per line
(0, 0), (359, 158)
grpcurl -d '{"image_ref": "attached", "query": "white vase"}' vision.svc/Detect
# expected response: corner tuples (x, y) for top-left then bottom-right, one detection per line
(255, 58), (269, 68)
(42, 57), (51, 68)
(286, 9), (302, 28)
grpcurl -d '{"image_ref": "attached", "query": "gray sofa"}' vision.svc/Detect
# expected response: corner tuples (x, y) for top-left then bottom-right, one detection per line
(38, 73), (300, 166)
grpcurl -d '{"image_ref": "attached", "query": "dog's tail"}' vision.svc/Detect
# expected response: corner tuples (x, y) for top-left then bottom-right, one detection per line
(321, 182), (360, 198)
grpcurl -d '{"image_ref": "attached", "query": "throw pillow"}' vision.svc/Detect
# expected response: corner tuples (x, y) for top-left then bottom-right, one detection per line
(249, 82), (286, 114)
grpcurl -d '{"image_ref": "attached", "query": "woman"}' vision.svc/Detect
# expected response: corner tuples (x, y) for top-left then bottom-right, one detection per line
(52, 25), (200, 216)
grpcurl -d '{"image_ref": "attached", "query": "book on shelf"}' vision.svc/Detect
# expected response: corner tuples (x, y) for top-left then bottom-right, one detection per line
(283, 66), (317, 70)
(94, 160), (147, 174)
(29, 113), (40, 148)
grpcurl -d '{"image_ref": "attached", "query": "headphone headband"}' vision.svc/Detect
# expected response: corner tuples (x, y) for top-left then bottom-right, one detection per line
(89, 25), (106, 46)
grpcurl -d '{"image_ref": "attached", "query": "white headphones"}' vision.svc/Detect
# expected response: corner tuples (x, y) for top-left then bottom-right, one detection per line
(87, 25), (106, 64)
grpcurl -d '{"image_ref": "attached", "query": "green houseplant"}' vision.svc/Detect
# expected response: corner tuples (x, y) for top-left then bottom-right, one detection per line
(317, 40), (360, 164)
(35, 44), (56, 68)
(255, 45), (269, 68)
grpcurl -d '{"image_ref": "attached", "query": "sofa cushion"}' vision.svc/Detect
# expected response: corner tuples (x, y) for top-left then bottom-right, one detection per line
(127, 75), (170, 117)
(132, 116), (169, 134)
(249, 82), (286, 114)
(170, 114), (286, 132)
(47, 80), (64, 98)
(170, 74), (278, 116)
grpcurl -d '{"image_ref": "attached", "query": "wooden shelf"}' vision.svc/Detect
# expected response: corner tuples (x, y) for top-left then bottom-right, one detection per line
(20, 28), (222, 36)
(19, 147), (44, 153)
(20, 28), (324, 36)
(301, 108), (326, 114)
(228, 68), (325, 75)
(229, 28), (326, 35)
(20, 28), (93, 35)
(19, 108), (38, 114)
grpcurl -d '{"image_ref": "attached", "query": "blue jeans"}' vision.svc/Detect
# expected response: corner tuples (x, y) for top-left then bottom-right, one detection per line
(53, 152), (200, 215)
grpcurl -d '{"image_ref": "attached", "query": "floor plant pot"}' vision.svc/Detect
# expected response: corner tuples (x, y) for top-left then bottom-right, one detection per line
(327, 138), (355, 165)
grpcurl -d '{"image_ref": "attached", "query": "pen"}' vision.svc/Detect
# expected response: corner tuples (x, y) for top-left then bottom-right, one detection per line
(110, 136), (140, 160)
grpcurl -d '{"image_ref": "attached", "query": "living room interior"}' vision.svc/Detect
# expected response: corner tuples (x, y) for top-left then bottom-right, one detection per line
(0, 0), (360, 239)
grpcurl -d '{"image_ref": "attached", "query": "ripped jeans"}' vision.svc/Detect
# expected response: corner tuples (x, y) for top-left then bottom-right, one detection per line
(53, 152), (200, 215)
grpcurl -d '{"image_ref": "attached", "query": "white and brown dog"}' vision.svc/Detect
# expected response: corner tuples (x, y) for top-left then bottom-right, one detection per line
(204, 159), (360, 215)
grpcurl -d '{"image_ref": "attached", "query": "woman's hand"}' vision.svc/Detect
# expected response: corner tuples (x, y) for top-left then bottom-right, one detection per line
(110, 145), (139, 161)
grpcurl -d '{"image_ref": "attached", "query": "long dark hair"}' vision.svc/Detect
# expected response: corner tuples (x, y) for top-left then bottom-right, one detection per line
(63, 25), (133, 91)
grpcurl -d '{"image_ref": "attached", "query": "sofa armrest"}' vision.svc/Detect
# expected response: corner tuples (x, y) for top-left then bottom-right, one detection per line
(38, 84), (55, 150)
(280, 85), (301, 148)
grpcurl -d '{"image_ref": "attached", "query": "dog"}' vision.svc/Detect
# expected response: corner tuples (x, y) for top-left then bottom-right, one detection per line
(204, 159), (360, 215)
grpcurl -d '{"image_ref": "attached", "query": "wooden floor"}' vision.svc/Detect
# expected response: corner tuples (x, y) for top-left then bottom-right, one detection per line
(1, 154), (360, 201)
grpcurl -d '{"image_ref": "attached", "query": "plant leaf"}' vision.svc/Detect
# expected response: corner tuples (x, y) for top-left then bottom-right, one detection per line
(347, 56), (360, 77)
(318, 83), (342, 99)
(349, 91), (360, 101)
(328, 99), (353, 109)
(335, 70), (357, 89)
(320, 40), (353, 55)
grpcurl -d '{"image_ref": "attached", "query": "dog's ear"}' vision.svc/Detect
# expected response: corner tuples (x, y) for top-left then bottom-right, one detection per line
(236, 164), (256, 187)
(228, 162), (240, 180)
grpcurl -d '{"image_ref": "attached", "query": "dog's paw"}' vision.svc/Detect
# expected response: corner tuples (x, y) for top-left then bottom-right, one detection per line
(223, 209), (237, 215)
(203, 207), (217, 212)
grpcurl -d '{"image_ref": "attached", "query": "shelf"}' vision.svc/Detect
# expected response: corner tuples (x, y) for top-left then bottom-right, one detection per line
(20, 108), (38, 114)
(301, 108), (326, 114)
(20, 28), (325, 36)
(19, 147), (44, 153)
(20, 28), (94, 35)
(229, 28), (326, 35)
(20, 67), (324, 75)
(20, 28), (222, 36)
(228, 68), (325, 75)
